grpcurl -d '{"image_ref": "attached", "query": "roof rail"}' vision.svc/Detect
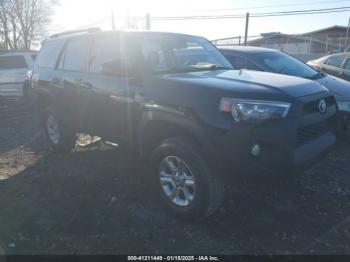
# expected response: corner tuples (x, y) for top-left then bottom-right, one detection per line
(49, 27), (102, 39)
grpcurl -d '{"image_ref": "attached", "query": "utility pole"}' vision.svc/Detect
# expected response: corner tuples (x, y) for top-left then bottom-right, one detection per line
(244, 12), (249, 46)
(146, 13), (151, 30)
(345, 17), (350, 51)
(111, 9), (116, 31)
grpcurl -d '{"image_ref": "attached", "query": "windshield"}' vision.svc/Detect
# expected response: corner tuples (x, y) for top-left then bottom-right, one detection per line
(255, 52), (321, 79)
(129, 34), (233, 73)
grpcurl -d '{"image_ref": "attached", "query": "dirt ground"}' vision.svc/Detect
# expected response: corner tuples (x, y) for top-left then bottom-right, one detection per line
(1, 106), (350, 255)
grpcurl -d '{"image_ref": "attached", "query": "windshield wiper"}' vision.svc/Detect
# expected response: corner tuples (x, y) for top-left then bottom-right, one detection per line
(310, 72), (325, 79)
(186, 64), (232, 71)
(197, 64), (232, 71)
(208, 65), (231, 70)
(153, 65), (232, 74)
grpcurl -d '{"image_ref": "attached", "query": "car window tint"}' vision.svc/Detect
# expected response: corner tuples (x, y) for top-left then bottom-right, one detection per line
(63, 38), (90, 72)
(36, 40), (65, 68)
(89, 35), (126, 75)
(130, 34), (232, 73)
(255, 52), (318, 78)
(225, 55), (260, 70)
(325, 55), (344, 68)
(0, 55), (28, 70)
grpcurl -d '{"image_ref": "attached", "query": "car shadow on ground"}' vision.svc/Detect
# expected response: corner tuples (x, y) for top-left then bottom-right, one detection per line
(0, 120), (350, 255)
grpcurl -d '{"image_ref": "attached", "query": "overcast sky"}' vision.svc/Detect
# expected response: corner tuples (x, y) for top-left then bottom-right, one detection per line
(51, 0), (350, 40)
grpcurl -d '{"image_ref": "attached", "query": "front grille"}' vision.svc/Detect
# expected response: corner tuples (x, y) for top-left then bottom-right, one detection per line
(302, 96), (336, 115)
(297, 121), (330, 146)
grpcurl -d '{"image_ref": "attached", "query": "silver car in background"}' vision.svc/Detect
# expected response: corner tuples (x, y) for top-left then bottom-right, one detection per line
(0, 51), (37, 97)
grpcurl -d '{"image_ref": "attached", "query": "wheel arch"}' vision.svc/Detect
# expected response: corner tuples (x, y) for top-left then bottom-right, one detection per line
(138, 109), (205, 161)
(36, 88), (54, 111)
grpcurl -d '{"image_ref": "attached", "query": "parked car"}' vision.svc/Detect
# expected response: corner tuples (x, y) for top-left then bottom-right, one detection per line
(32, 30), (337, 220)
(307, 53), (350, 81)
(219, 47), (350, 134)
(0, 51), (37, 97)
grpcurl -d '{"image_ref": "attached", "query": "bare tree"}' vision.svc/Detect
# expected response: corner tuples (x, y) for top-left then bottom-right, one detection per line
(0, 0), (14, 49)
(0, 0), (58, 50)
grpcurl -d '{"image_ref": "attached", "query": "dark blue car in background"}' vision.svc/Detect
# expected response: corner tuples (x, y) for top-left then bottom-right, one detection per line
(220, 46), (350, 134)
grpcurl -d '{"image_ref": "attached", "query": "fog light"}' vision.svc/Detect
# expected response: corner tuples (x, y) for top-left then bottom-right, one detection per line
(251, 144), (261, 157)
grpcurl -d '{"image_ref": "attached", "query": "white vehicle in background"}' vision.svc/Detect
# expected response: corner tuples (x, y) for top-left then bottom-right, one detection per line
(0, 51), (37, 97)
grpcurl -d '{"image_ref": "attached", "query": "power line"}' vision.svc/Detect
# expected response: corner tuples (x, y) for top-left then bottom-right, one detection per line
(191, 0), (350, 12)
(68, 5), (350, 31)
(253, 8), (350, 17)
(251, 6), (350, 16)
(137, 6), (350, 21)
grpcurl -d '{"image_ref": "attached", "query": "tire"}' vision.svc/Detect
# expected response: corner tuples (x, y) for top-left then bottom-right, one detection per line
(151, 136), (224, 221)
(41, 107), (76, 153)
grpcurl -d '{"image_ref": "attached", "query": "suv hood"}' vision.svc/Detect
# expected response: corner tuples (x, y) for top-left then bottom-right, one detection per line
(315, 74), (350, 101)
(163, 70), (328, 100)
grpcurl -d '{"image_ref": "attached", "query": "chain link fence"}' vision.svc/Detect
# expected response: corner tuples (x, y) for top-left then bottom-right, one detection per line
(212, 32), (350, 62)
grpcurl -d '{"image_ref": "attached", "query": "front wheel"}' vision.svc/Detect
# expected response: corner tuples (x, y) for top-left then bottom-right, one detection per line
(41, 107), (76, 153)
(151, 137), (224, 221)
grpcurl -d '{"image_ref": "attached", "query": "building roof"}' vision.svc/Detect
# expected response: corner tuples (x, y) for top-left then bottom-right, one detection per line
(302, 25), (348, 35)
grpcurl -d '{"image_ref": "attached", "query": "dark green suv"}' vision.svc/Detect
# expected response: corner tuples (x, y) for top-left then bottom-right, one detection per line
(32, 29), (337, 220)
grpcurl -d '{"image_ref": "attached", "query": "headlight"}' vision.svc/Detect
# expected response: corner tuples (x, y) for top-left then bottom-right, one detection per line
(220, 98), (291, 123)
(337, 102), (350, 112)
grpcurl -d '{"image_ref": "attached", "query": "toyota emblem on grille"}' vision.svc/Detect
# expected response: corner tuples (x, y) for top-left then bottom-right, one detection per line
(318, 99), (327, 114)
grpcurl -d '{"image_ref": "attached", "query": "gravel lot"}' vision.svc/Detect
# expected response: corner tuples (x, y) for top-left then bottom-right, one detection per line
(0, 102), (350, 255)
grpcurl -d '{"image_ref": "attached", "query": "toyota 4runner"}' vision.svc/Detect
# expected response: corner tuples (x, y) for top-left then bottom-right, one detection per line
(32, 29), (337, 220)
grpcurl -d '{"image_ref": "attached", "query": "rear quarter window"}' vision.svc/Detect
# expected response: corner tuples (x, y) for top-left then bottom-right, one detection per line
(36, 39), (65, 68)
(0, 55), (28, 70)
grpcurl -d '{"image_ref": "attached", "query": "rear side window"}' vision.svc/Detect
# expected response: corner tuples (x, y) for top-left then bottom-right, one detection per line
(0, 55), (27, 70)
(36, 40), (65, 68)
(61, 38), (90, 72)
(325, 55), (344, 68)
(225, 55), (260, 71)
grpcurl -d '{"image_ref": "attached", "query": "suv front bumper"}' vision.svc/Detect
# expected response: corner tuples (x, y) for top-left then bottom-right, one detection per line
(200, 93), (337, 177)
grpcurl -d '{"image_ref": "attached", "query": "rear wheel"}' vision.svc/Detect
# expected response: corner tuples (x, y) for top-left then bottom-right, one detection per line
(42, 107), (76, 153)
(151, 137), (224, 221)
